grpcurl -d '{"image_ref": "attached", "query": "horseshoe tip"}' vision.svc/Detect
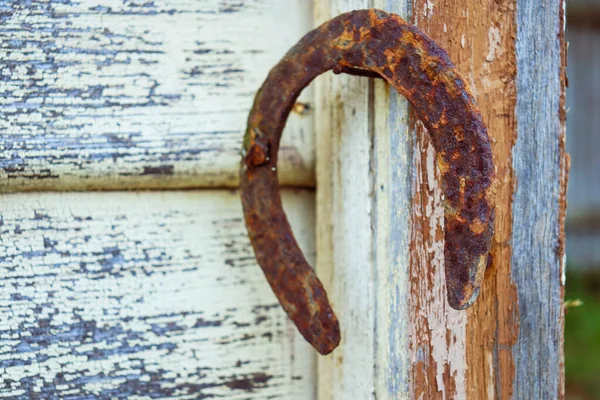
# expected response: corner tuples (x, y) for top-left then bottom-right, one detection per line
(309, 314), (341, 355)
(448, 286), (481, 310)
(314, 334), (341, 355)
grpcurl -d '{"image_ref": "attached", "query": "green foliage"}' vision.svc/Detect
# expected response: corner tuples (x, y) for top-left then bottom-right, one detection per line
(565, 268), (600, 400)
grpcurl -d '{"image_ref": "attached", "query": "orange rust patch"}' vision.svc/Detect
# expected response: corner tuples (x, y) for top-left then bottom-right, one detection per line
(437, 156), (450, 175)
(454, 126), (465, 142)
(470, 218), (487, 235)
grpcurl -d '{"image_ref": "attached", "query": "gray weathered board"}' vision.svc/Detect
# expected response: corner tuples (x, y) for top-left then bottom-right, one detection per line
(0, 0), (315, 191)
(0, 190), (316, 398)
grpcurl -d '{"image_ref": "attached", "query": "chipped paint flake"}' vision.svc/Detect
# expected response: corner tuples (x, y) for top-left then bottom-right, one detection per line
(424, 0), (435, 16)
(418, 142), (467, 400)
(486, 26), (502, 62)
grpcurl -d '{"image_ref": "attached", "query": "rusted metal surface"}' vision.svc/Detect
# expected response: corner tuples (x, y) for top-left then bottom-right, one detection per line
(240, 9), (495, 355)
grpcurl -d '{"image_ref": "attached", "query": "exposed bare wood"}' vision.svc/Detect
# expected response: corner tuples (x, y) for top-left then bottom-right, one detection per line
(512, 0), (567, 397)
(409, 1), (518, 399)
(316, 0), (566, 398)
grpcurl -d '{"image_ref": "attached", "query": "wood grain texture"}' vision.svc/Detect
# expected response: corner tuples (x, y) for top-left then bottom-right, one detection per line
(410, 1), (519, 399)
(314, 0), (377, 396)
(409, 0), (566, 398)
(512, 0), (567, 398)
(0, 189), (317, 399)
(314, 1), (413, 398)
(0, 0), (314, 192)
(316, 0), (566, 399)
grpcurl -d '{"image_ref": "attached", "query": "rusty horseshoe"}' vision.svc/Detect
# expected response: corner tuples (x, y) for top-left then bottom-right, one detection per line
(240, 9), (495, 355)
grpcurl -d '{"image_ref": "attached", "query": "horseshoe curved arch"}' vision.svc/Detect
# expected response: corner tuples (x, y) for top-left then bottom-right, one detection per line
(240, 9), (495, 355)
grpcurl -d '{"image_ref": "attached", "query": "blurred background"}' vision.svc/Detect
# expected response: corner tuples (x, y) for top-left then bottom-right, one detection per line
(565, 0), (600, 398)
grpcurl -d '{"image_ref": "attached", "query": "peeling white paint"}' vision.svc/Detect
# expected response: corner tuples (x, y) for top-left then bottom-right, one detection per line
(315, 2), (414, 398)
(486, 26), (503, 62)
(0, 190), (317, 398)
(486, 350), (495, 400)
(424, 0), (435, 16)
(0, 0), (315, 191)
(411, 139), (467, 400)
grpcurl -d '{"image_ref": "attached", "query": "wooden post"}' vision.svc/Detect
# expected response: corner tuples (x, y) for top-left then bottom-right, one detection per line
(315, 0), (568, 398)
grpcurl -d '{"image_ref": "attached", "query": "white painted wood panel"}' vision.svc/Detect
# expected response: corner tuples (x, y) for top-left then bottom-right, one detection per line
(0, 189), (316, 398)
(314, 1), (413, 399)
(0, 0), (314, 191)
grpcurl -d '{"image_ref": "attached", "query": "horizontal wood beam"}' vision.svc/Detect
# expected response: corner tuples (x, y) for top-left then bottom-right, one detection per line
(0, 0), (315, 192)
(0, 189), (317, 398)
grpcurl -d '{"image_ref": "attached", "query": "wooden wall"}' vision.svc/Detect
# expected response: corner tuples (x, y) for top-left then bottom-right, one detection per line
(316, 0), (567, 398)
(0, 1), (319, 398)
(0, 0), (567, 398)
(0, 190), (317, 398)
(0, 0), (315, 191)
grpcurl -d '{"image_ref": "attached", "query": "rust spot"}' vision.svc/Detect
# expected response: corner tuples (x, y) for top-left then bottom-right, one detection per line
(454, 126), (465, 141)
(244, 128), (270, 168)
(240, 9), (495, 355)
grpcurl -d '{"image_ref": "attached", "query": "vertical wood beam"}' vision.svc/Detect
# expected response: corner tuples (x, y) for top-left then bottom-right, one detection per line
(316, 0), (567, 399)
(410, 1), (518, 399)
(511, 0), (568, 398)
(315, 0), (412, 399)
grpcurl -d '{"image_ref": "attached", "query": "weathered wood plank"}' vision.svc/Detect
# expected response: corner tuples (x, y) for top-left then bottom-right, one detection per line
(512, 0), (567, 397)
(315, 0), (374, 396)
(316, 0), (566, 399)
(0, 189), (316, 398)
(315, 1), (413, 399)
(410, 1), (519, 399)
(0, 0), (314, 191)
